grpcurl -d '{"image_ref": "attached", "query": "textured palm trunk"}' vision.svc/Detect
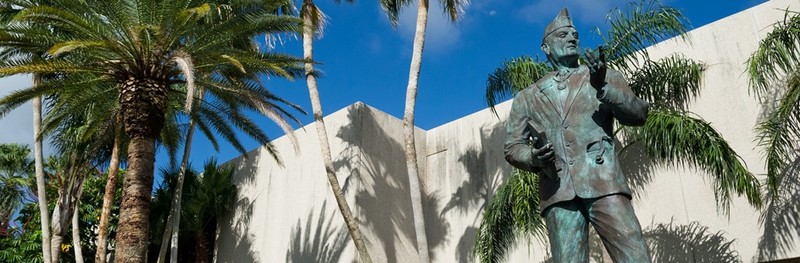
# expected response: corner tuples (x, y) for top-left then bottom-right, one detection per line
(116, 77), (168, 262)
(72, 200), (85, 263)
(33, 73), (52, 263)
(402, 0), (430, 261)
(115, 136), (156, 262)
(157, 90), (204, 263)
(194, 231), (209, 263)
(301, 3), (372, 263)
(51, 160), (87, 263)
(95, 115), (122, 263)
(50, 201), (66, 263)
(50, 234), (64, 262)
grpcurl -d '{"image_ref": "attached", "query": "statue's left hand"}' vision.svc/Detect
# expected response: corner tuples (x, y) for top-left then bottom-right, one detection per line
(585, 46), (606, 89)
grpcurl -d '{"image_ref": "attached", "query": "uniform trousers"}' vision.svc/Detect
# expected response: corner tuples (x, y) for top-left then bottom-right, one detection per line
(544, 194), (651, 263)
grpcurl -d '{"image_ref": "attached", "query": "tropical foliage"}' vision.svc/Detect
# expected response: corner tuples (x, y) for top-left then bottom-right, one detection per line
(746, 9), (800, 261)
(0, 143), (34, 237)
(149, 158), (237, 263)
(0, 153), (123, 263)
(476, 1), (762, 262)
(0, 0), (306, 261)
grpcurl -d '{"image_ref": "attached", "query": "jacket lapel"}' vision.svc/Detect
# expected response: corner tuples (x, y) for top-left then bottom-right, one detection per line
(536, 79), (564, 120)
(563, 66), (589, 121)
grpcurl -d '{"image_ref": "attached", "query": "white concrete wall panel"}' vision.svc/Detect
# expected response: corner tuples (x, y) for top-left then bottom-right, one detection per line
(216, 1), (800, 262)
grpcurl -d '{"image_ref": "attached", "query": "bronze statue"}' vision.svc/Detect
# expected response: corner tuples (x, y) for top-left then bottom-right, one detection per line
(504, 8), (652, 262)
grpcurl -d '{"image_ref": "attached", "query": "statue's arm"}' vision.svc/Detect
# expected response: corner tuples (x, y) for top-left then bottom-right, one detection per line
(504, 92), (540, 172)
(596, 69), (649, 126)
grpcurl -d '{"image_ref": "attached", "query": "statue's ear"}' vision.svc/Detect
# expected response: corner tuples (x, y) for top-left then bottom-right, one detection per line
(541, 43), (550, 56)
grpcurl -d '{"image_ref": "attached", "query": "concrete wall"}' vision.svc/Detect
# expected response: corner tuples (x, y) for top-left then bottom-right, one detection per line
(216, 0), (800, 262)
(215, 102), (429, 263)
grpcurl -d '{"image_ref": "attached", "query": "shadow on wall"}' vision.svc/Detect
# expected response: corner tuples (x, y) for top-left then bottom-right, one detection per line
(441, 122), (511, 262)
(645, 221), (741, 263)
(286, 201), (349, 263)
(754, 78), (800, 262)
(215, 150), (262, 263)
(757, 156), (800, 262)
(535, 221), (742, 263)
(333, 103), (449, 263)
(617, 140), (657, 199)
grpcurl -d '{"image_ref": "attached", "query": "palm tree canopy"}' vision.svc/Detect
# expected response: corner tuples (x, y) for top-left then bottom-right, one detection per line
(0, 0), (308, 163)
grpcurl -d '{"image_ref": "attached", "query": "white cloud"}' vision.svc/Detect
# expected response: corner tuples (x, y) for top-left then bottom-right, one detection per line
(518, 0), (615, 26)
(394, 0), (463, 53)
(0, 74), (35, 147)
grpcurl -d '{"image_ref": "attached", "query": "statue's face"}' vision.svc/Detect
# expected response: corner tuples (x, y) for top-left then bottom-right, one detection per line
(542, 27), (580, 65)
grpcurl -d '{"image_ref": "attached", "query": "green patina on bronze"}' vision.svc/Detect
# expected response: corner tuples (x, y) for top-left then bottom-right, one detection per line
(504, 8), (653, 262)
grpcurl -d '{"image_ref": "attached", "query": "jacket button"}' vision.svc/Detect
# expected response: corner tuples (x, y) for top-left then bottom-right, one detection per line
(563, 125), (569, 129)
(565, 142), (571, 147)
(569, 160), (574, 165)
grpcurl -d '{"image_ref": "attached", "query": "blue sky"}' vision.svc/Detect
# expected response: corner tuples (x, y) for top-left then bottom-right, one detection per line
(0, 0), (770, 177)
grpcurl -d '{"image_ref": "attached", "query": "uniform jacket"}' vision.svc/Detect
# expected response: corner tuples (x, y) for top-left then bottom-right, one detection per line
(504, 65), (649, 210)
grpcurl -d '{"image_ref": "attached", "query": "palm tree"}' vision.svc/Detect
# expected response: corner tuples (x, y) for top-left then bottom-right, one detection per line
(294, 0), (376, 261)
(149, 158), (236, 263)
(0, 2), (54, 261)
(0, 0), (305, 260)
(746, 9), (800, 261)
(184, 159), (237, 263)
(155, 3), (312, 262)
(475, 2), (762, 262)
(373, 0), (468, 261)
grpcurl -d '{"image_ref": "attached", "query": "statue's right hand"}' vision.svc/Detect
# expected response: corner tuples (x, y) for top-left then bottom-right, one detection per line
(531, 137), (555, 168)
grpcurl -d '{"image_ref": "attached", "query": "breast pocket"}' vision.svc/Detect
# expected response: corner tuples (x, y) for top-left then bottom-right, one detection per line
(586, 136), (614, 165)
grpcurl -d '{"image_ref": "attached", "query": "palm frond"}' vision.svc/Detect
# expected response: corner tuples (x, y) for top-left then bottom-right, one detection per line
(439, 0), (469, 23)
(628, 55), (704, 111)
(474, 169), (545, 263)
(601, 0), (689, 73)
(755, 72), (800, 196)
(639, 110), (762, 213)
(747, 10), (800, 101)
(378, 0), (414, 27)
(484, 56), (551, 113)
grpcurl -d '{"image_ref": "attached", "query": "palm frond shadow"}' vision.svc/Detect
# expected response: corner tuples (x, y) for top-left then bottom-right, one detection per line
(757, 155), (800, 262)
(440, 122), (510, 262)
(535, 221), (742, 263)
(332, 103), (449, 262)
(645, 221), (741, 263)
(617, 140), (657, 199)
(214, 151), (263, 263)
(286, 201), (349, 263)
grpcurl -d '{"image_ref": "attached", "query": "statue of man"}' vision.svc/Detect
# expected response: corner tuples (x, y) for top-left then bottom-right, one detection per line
(504, 8), (652, 262)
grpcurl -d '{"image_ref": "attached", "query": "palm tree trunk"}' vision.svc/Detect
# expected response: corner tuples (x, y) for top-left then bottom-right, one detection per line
(72, 192), (84, 263)
(116, 76), (168, 262)
(50, 201), (65, 263)
(157, 90), (204, 263)
(301, 3), (372, 263)
(194, 231), (209, 263)
(33, 73), (52, 263)
(402, 0), (430, 261)
(51, 162), (86, 263)
(95, 114), (122, 263)
(115, 136), (157, 262)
